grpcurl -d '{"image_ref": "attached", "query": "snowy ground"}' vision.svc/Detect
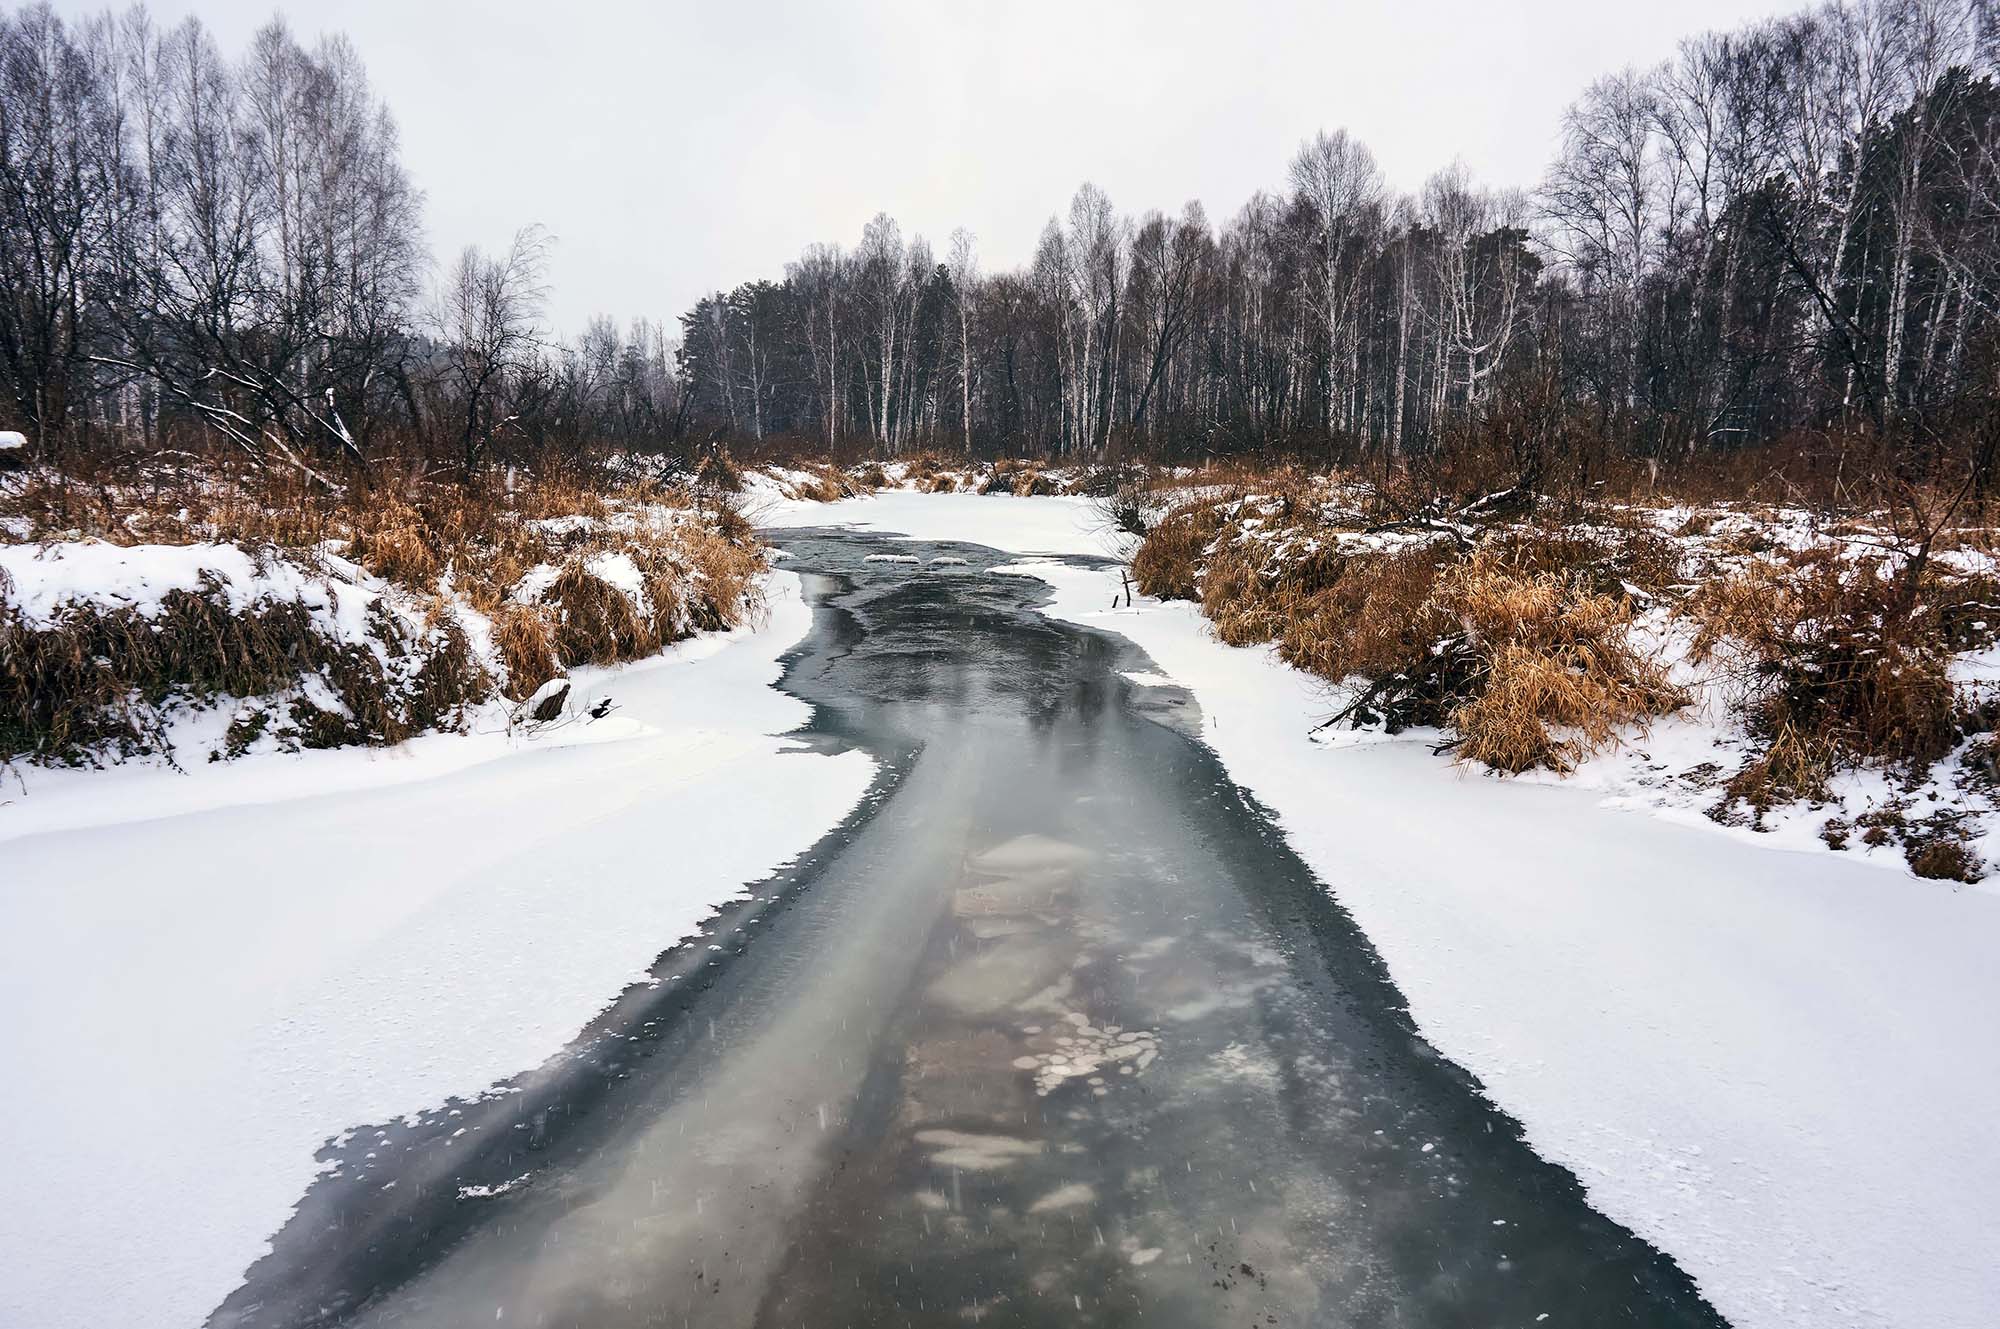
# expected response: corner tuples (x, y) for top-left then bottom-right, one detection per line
(9, 486), (1996, 1329)
(757, 490), (2000, 1329)
(753, 484), (1118, 557)
(0, 570), (873, 1329)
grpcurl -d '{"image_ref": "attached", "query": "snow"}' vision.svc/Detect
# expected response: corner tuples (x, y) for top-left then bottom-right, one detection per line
(0, 429), (26, 450)
(751, 487), (2000, 1329)
(584, 548), (649, 613)
(997, 554), (2000, 1329)
(11, 485), (1997, 1329)
(0, 570), (873, 1329)
(755, 489), (1122, 559)
(0, 539), (322, 626)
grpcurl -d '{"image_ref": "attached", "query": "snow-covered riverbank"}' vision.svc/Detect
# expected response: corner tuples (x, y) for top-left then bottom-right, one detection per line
(0, 570), (873, 1329)
(761, 490), (2000, 1329)
(9, 484), (1996, 1329)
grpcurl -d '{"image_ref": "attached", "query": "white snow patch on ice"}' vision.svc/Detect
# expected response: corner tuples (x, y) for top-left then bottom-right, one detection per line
(758, 490), (1120, 560)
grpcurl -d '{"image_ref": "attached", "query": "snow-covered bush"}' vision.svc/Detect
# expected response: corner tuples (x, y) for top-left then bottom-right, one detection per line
(0, 460), (766, 764)
(1125, 464), (2000, 878)
(0, 548), (485, 763)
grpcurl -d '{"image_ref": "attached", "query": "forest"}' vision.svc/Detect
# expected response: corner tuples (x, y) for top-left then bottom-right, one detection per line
(1, 0), (1997, 492)
(675, 0), (2000, 488)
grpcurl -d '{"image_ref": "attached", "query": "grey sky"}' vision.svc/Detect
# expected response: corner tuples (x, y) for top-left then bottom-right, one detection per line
(61, 0), (1794, 334)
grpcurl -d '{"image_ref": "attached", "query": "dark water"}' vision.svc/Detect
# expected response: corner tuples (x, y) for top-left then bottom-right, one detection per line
(210, 531), (1726, 1329)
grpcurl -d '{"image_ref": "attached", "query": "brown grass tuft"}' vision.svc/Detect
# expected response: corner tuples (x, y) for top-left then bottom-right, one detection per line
(1908, 832), (1981, 882)
(696, 449), (744, 493)
(1686, 548), (1971, 800)
(492, 603), (560, 701)
(1438, 555), (1685, 772)
(539, 560), (658, 665)
(1131, 499), (1228, 600)
(347, 498), (441, 586)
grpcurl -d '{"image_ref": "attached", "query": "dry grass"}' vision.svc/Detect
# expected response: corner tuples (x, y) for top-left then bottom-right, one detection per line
(0, 572), (488, 764)
(1276, 549), (1452, 687)
(542, 561), (653, 665)
(1, 454), (767, 764)
(975, 457), (1057, 496)
(346, 497), (442, 586)
(1126, 462), (2000, 859)
(1131, 498), (1230, 600)
(1684, 547), (1980, 804)
(491, 603), (560, 701)
(1439, 554), (1685, 772)
(695, 449), (744, 493)
(1131, 485), (1685, 771)
(767, 462), (872, 503)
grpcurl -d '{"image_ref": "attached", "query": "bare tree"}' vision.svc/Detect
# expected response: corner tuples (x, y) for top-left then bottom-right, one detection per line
(434, 226), (550, 475)
(947, 227), (978, 455)
(1290, 128), (1383, 439)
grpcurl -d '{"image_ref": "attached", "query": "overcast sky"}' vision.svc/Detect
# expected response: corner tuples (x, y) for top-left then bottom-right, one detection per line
(58, 0), (1796, 334)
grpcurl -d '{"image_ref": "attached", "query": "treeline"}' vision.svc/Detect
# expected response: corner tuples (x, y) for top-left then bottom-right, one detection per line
(0, 3), (682, 472)
(678, 0), (2000, 479)
(5, 0), (1998, 485)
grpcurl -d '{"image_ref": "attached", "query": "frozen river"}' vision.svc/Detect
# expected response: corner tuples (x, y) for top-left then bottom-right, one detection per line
(213, 530), (1723, 1328)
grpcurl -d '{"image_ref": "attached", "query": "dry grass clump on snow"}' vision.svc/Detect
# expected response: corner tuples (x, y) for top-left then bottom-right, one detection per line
(694, 448), (744, 493)
(975, 457), (1059, 496)
(1204, 534), (1681, 771)
(1683, 546), (1994, 821)
(1126, 459), (2000, 876)
(1132, 479), (1697, 769)
(1439, 552), (1685, 773)
(1131, 498), (1230, 601)
(0, 569), (486, 763)
(0, 457), (766, 763)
